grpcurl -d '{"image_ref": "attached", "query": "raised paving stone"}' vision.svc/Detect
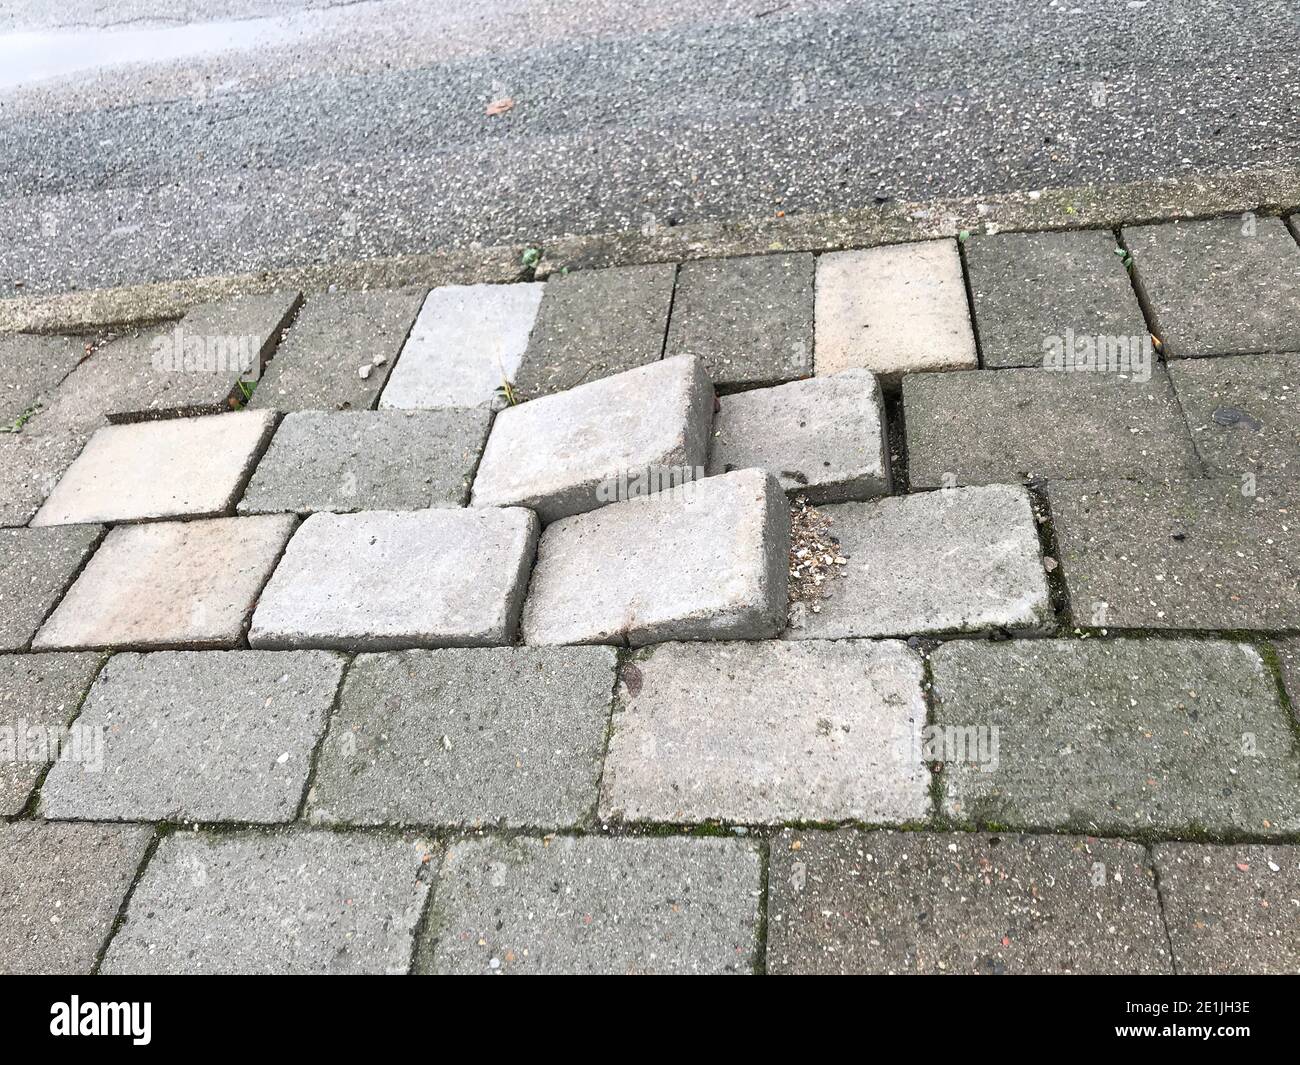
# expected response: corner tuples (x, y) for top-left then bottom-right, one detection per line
(40, 651), (344, 823)
(0, 525), (101, 652)
(249, 508), (537, 650)
(599, 640), (929, 825)
(419, 835), (761, 975)
(0, 333), (83, 425)
(237, 409), (491, 514)
(101, 830), (436, 975)
(308, 646), (615, 828)
(931, 638), (1300, 836)
(472, 355), (713, 523)
(33, 515), (295, 651)
(522, 468), (788, 647)
(785, 485), (1051, 639)
(767, 830), (1169, 974)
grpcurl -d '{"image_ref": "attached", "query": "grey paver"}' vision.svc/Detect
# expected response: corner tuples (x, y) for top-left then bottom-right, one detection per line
(599, 640), (929, 825)
(419, 835), (761, 975)
(0, 431), (84, 527)
(0, 333), (84, 425)
(249, 508), (538, 650)
(102, 830), (437, 975)
(0, 525), (102, 652)
(931, 638), (1300, 836)
(767, 830), (1169, 975)
(40, 651), (344, 823)
(522, 468), (789, 647)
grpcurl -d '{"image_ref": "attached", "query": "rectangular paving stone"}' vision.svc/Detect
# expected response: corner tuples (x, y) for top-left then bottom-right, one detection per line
(932, 638), (1300, 836)
(522, 468), (789, 647)
(599, 640), (929, 825)
(767, 830), (1169, 975)
(309, 646), (615, 828)
(472, 354), (713, 523)
(665, 253), (814, 391)
(785, 484), (1051, 639)
(237, 409), (491, 514)
(33, 515), (295, 651)
(419, 835), (761, 975)
(40, 650), (344, 823)
(0, 525), (102, 652)
(249, 508), (538, 650)
(0, 333), (84, 425)
(101, 830), (436, 975)
(815, 240), (977, 381)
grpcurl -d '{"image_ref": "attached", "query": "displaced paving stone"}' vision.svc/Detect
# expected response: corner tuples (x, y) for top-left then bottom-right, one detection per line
(0, 333), (84, 425)
(33, 515), (295, 651)
(249, 508), (537, 650)
(419, 835), (761, 975)
(0, 525), (101, 652)
(767, 830), (1169, 975)
(932, 638), (1300, 836)
(40, 651), (344, 823)
(237, 409), (490, 514)
(522, 469), (789, 647)
(472, 355), (713, 523)
(102, 830), (436, 975)
(599, 640), (929, 825)
(785, 485), (1051, 639)
(1274, 638), (1300, 717)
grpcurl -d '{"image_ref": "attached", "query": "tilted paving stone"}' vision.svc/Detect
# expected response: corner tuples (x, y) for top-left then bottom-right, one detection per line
(707, 369), (890, 503)
(418, 835), (761, 975)
(1123, 217), (1300, 358)
(33, 515), (295, 651)
(785, 485), (1051, 639)
(522, 468), (789, 647)
(101, 830), (437, 975)
(0, 820), (153, 975)
(1274, 638), (1300, 717)
(471, 355), (713, 523)
(249, 508), (537, 650)
(0, 525), (102, 652)
(767, 830), (1170, 975)
(237, 408), (491, 514)
(40, 651), (345, 824)
(599, 640), (929, 825)
(664, 253), (814, 391)
(0, 333), (84, 425)
(931, 638), (1300, 836)
(307, 646), (615, 828)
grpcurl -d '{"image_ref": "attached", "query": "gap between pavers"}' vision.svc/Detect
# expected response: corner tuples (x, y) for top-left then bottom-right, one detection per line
(0, 525), (103, 652)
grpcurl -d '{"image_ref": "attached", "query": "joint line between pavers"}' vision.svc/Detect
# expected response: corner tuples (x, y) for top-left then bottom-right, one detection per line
(227, 410), (284, 514)
(293, 651), (354, 824)
(656, 262), (680, 364)
(956, 234), (986, 370)
(1112, 223), (1164, 354)
(1024, 483), (1072, 631)
(585, 647), (626, 830)
(21, 524), (109, 653)
(89, 826), (162, 976)
(753, 837), (771, 976)
(1145, 843), (1182, 977)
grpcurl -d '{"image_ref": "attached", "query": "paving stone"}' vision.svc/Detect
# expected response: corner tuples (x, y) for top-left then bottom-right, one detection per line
(0, 525), (102, 652)
(378, 282), (543, 410)
(665, 253), (814, 391)
(249, 288), (423, 411)
(1123, 217), (1300, 358)
(1049, 478), (1300, 630)
(1153, 843), (1300, 975)
(1274, 639), (1300, 718)
(40, 650), (344, 823)
(815, 241), (977, 381)
(931, 638), (1300, 836)
(0, 333), (84, 425)
(513, 264), (676, 399)
(522, 468), (789, 647)
(237, 409), (491, 514)
(32, 410), (277, 526)
(0, 820), (152, 975)
(903, 366), (1198, 488)
(0, 431), (84, 527)
(599, 640), (929, 825)
(101, 830), (437, 975)
(419, 835), (761, 975)
(472, 355), (714, 523)
(767, 830), (1169, 974)
(33, 515), (295, 651)
(785, 485), (1051, 639)
(249, 508), (537, 650)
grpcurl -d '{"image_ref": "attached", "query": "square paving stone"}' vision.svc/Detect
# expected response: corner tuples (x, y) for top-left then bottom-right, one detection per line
(40, 650), (345, 823)
(0, 333), (84, 425)
(0, 820), (153, 974)
(665, 253), (814, 391)
(33, 515), (296, 651)
(0, 525), (102, 652)
(249, 508), (538, 650)
(931, 638), (1300, 836)
(767, 830), (1169, 974)
(599, 640), (929, 825)
(1123, 217), (1300, 358)
(419, 835), (761, 975)
(101, 830), (437, 974)
(237, 409), (491, 514)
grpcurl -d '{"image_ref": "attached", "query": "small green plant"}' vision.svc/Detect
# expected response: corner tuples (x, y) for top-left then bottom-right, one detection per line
(520, 246), (542, 269)
(0, 402), (42, 434)
(1114, 246), (1134, 272)
(957, 229), (971, 244)
(495, 379), (520, 406)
